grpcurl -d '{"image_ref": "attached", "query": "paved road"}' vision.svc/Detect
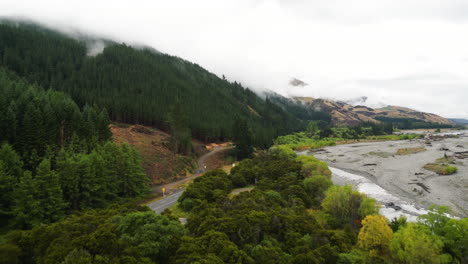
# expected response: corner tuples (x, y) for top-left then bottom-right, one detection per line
(147, 146), (231, 213)
(148, 189), (184, 213)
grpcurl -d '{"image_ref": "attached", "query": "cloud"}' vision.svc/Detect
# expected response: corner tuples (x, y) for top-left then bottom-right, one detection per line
(1, 0), (467, 118)
(86, 40), (106, 56)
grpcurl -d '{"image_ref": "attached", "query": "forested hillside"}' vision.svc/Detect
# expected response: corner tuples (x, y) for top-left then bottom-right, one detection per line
(0, 21), (310, 147)
(0, 68), (149, 230)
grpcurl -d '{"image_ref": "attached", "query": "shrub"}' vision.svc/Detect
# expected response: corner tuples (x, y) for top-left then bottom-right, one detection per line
(444, 166), (457, 175)
(297, 155), (332, 178)
(423, 163), (457, 175)
(396, 147), (426, 155)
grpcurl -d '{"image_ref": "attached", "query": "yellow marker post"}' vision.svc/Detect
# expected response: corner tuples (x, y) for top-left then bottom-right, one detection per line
(162, 187), (166, 197)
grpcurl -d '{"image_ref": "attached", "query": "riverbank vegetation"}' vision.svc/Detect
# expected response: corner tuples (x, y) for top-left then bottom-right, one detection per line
(171, 146), (466, 264)
(275, 121), (421, 151)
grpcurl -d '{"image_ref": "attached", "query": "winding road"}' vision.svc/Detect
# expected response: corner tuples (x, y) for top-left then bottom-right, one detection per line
(148, 189), (184, 214)
(147, 146), (231, 213)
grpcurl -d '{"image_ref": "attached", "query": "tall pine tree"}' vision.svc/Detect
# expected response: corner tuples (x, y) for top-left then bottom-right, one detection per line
(0, 162), (16, 225)
(232, 117), (253, 160)
(168, 99), (192, 155)
(12, 171), (41, 229)
(34, 159), (66, 223)
(0, 144), (23, 226)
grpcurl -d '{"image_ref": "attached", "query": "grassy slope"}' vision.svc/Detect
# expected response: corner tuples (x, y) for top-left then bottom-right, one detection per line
(293, 97), (454, 126)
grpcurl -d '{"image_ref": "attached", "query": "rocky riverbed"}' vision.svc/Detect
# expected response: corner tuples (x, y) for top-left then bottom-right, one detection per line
(305, 130), (468, 219)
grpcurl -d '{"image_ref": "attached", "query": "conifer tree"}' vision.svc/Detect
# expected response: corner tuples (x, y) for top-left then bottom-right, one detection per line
(0, 162), (16, 224)
(19, 103), (45, 169)
(232, 117), (253, 160)
(42, 102), (58, 147)
(55, 150), (82, 210)
(97, 108), (112, 141)
(168, 100), (192, 155)
(4, 103), (18, 144)
(113, 143), (148, 197)
(0, 144), (23, 225)
(0, 143), (23, 180)
(34, 159), (66, 223)
(12, 171), (41, 229)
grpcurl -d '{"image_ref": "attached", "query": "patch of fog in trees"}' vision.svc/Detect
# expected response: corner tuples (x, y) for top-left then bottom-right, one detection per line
(86, 40), (105, 56)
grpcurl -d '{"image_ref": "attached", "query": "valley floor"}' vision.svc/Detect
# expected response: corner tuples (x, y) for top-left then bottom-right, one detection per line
(311, 132), (468, 217)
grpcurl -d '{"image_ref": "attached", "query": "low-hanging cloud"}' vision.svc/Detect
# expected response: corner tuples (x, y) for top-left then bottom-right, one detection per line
(1, 0), (467, 119)
(86, 40), (106, 57)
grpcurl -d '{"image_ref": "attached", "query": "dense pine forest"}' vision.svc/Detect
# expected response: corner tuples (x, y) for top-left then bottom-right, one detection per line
(0, 21), (330, 148)
(0, 68), (149, 231)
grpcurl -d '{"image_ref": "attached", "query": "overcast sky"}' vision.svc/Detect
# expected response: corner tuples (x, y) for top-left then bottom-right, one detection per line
(2, 0), (468, 118)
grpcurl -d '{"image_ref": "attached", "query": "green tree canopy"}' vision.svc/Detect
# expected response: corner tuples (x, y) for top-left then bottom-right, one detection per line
(321, 185), (379, 228)
(389, 223), (451, 264)
(115, 211), (186, 263)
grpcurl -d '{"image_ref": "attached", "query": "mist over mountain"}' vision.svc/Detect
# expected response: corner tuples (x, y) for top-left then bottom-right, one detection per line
(1, 17), (459, 133)
(2, 0), (468, 119)
(343, 96), (368, 106)
(0, 19), (310, 147)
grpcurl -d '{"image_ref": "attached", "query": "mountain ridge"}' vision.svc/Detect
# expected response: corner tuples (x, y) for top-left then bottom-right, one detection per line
(291, 96), (454, 126)
(449, 118), (468, 125)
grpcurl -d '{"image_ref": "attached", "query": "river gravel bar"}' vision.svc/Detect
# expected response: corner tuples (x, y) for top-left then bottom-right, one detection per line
(312, 131), (468, 217)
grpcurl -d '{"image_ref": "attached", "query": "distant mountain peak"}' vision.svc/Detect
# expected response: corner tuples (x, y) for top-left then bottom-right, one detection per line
(448, 118), (468, 125)
(289, 78), (308, 87)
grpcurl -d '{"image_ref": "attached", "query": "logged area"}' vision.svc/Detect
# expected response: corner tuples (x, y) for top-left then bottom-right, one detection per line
(111, 123), (234, 188)
(110, 124), (201, 184)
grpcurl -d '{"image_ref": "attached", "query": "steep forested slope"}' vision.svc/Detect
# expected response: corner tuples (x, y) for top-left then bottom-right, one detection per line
(0, 67), (149, 230)
(0, 21), (307, 147)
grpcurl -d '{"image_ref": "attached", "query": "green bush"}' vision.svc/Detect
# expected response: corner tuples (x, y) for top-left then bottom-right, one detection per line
(269, 145), (297, 160)
(423, 163), (457, 175)
(444, 166), (457, 175)
(297, 155), (332, 178)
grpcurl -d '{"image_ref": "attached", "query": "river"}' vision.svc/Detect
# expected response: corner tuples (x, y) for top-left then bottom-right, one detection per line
(298, 130), (468, 221)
